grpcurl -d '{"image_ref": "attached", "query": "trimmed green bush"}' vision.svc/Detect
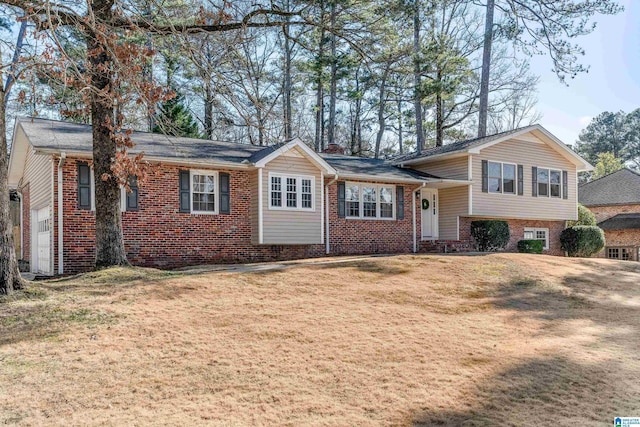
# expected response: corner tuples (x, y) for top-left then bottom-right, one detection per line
(560, 226), (606, 257)
(517, 239), (544, 254)
(567, 204), (597, 227)
(470, 220), (510, 252)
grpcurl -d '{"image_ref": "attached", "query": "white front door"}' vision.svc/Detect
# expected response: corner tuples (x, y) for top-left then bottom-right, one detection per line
(421, 189), (438, 240)
(35, 207), (51, 274)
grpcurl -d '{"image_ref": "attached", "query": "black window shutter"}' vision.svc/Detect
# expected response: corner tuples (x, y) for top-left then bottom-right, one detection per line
(562, 170), (568, 199)
(481, 160), (488, 193)
(77, 162), (91, 210)
(126, 176), (139, 211)
(517, 164), (524, 196)
(532, 166), (538, 197)
(337, 181), (346, 218)
(179, 170), (191, 212)
(220, 172), (230, 214)
(396, 186), (405, 220)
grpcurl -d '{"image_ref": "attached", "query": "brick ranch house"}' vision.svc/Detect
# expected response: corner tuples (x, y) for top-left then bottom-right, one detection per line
(579, 168), (640, 261)
(8, 118), (592, 275)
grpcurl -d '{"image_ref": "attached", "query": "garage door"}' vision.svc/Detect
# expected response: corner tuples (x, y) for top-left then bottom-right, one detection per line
(36, 207), (51, 274)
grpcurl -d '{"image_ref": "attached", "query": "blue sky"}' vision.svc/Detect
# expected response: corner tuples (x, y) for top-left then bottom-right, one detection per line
(531, 0), (639, 147)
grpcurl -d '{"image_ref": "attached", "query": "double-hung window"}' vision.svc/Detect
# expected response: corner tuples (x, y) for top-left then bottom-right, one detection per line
(524, 227), (549, 250)
(269, 173), (314, 211)
(345, 182), (395, 219)
(536, 167), (562, 198)
(488, 161), (516, 195)
(191, 171), (217, 214)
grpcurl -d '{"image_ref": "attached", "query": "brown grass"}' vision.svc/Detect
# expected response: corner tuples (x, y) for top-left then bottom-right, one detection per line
(2, 254), (640, 426)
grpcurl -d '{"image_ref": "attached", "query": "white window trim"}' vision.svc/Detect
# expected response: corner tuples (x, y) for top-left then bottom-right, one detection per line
(345, 182), (396, 220)
(524, 227), (549, 250)
(487, 160), (517, 196)
(268, 172), (316, 212)
(190, 169), (219, 215)
(536, 166), (563, 199)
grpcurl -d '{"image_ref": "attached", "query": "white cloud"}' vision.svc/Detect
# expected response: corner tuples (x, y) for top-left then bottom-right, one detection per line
(578, 116), (593, 127)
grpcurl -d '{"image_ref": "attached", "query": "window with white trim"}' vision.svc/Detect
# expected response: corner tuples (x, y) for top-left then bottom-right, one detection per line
(523, 227), (549, 250)
(537, 167), (562, 198)
(345, 182), (395, 219)
(269, 173), (315, 211)
(488, 161), (516, 194)
(191, 171), (217, 213)
(607, 247), (633, 261)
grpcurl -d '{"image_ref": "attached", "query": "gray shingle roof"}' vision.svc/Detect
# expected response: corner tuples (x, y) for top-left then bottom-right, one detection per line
(391, 126), (535, 164)
(598, 213), (640, 230)
(578, 168), (640, 206)
(17, 117), (434, 182)
(322, 154), (442, 181)
(17, 117), (268, 164)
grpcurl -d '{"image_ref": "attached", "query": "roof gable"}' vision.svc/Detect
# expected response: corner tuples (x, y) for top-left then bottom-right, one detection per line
(393, 124), (592, 172)
(251, 138), (336, 174)
(579, 168), (640, 206)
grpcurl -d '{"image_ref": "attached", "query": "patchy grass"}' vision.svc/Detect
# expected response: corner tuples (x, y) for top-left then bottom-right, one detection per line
(1, 254), (640, 426)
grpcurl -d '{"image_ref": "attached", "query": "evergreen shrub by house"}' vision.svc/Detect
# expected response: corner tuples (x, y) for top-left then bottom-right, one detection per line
(517, 239), (544, 254)
(560, 226), (606, 257)
(470, 220), (510, 252)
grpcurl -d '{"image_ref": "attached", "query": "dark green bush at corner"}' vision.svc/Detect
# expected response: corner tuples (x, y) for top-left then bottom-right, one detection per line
(560, 226), (606, 257)
(517, 239), (544, 254)
(470, 220), (510, 252)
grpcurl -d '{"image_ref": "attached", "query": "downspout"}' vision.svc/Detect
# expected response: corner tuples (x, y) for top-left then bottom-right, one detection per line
(258, 167), (264, 244)
(325, 175), (339, 254)
(18, 190), (23, 259)
(57, 153), (66, 274)
(412, 183), (426, 253)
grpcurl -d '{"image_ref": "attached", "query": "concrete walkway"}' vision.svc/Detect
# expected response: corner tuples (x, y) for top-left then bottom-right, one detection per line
(176, 253), (397, 275)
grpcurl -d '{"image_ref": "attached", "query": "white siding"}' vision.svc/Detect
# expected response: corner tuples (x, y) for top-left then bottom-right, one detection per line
(261, 148), (323, 244)
(472, 133), (578, 220)
(413, 155), (468, 180)
(438, 186), (468, 240)
(21, 138), (53, 210)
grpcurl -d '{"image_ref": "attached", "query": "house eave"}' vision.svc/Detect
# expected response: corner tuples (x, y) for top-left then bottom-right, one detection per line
(32, 148), (255, 170)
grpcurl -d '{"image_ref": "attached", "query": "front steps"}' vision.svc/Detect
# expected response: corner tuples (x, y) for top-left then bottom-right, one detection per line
(420, 240), (472, 254)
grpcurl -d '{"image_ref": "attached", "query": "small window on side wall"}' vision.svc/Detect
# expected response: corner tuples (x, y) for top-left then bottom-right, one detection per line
(524, 227), (548, 250)
(77, 162), (91, 210)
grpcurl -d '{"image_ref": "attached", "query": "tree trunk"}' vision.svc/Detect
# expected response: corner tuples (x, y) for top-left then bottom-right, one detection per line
(314, 2), (326, 152)
(327, 0), (337, 148)
(204, 82), (213, 139)
(435, 71), (444, 147)
(283, 0), (293, 140)
(88, 2), (129, 269)
(0, 91), (24, 294)
(413, 0), (424, 153)
(478, 0), (495, 138)
(374, 65), (390, 159)
(397, 96), (404, 154)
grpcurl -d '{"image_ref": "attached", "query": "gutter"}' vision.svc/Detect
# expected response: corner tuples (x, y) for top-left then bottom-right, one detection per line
(412, 183), (427, 253)
(325, 175), (339, 254)
(57, 152), (66, 274)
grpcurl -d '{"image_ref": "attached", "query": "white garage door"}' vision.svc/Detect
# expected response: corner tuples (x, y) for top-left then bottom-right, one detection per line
(36, 207), (51, 274)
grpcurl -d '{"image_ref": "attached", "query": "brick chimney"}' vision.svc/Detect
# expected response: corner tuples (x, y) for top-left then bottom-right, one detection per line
(323, 143), (345, 154)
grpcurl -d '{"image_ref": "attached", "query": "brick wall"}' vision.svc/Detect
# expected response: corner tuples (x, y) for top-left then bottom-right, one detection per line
(326, 183), (419, 255)
(587, 203), (640, 223)
(59, 159), (420, 274)
(459, 216), (566, 256)
(21, 184), (30, 262)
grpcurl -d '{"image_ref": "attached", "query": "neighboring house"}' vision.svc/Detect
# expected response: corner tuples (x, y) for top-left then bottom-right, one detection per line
(8, 118), (591, 275)
(579, 168), (640, 261)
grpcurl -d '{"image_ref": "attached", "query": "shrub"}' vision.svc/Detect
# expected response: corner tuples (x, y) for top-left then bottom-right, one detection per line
(560, 226), (606, 257)
(567, 204), (597, 227)
(470, 220), (510, 252)
(517, 239), (544, 254)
